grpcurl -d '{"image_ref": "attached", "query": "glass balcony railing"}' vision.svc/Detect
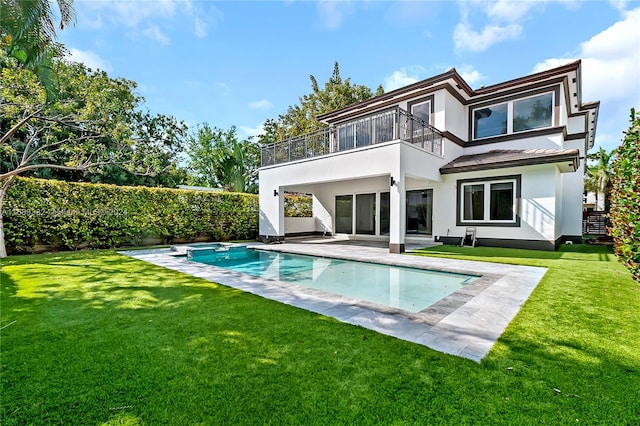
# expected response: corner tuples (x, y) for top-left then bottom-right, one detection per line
(260, 107), (443, 167)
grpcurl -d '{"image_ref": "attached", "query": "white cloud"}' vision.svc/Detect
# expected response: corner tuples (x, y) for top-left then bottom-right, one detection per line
(143, 25), (170, 45)
(453, 21), (522, 52)
(239, 124), (265, 139)
(67, 48), (112, 72)
(458, 64), (485, 86)
(194, 16), (207, 38)
(90, 0), (178, 28)
(532, 58), (576, 73)
(610, 0), (629, 11)
(76, 0), (220, 41)
(192, 4), (222, 38)
(317, 1), (352, 29)
(453, 0), (542, 52)
(383, 67), (425, 91)
(533, 8), (640, 103)
(486, 0), (537, 22)
(534, 8), (640, 151)
(249, 100), (273, 110)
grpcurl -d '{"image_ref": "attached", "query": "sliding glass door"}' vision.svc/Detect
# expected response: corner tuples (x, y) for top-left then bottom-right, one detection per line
(380, 192), (390, 235)
(406, 189), (433, 235)
(335, 195), (353, 234)
(355, 193), (376, 235)
(336, 190), (433, 237)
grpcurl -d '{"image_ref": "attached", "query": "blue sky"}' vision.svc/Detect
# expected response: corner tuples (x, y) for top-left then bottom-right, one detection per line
(58, 0), (639, 152)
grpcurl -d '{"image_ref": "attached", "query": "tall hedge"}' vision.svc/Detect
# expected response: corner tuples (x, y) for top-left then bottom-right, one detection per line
(284, 193), (312, 218)
(3, 178), (258, 253)
(609, 109), (640, 281)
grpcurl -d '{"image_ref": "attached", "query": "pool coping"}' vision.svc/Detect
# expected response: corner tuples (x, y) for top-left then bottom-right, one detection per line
(120, 242), (547, 362)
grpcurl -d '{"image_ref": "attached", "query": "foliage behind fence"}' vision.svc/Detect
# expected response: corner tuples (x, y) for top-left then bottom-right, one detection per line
(609, 109), (640, 281)
(3, 178), (259, 253)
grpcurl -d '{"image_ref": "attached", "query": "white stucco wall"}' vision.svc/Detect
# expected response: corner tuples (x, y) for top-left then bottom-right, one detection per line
(433, 164), (563, 243)
(560, 139), (587, 236)
(442, 91), (467, 139)
(284, 217), (317, 234)
(259, 141), (448, 241)
(258, 66), (590, 248)
(567, 115), (586, 135)
(463, 132), (566, 155)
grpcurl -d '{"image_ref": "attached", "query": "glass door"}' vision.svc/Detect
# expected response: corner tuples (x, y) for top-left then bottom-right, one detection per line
(335, 195), (353, 234)
(380, 192), (390, 235)
(356, 193), (376, 235)
(406, 189), (433, 235)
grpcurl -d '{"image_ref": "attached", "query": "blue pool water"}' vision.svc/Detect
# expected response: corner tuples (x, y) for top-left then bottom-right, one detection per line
(189, 248), (477, 313)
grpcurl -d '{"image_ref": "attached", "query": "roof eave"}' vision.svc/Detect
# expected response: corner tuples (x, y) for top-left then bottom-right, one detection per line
(439, 152), (580, 175)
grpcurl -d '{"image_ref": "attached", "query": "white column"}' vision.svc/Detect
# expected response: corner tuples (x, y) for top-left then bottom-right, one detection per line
(258, 173), (285, 240)
(389, 173), (406, 253)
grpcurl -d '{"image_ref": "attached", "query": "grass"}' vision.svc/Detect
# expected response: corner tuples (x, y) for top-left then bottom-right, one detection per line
(1, 245), (638, 424)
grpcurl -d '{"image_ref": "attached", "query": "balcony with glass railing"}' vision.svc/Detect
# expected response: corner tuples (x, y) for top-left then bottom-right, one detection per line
(260, 107), (444, 167)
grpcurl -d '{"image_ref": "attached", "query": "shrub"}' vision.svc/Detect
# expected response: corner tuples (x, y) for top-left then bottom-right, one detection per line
(284, 193), (312, 217)
(3, 178), (258, 253)
(609, 108), (640, 281)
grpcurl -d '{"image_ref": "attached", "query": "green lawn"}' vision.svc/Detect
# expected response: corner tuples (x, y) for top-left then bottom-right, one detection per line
(1, 245), (638, 424)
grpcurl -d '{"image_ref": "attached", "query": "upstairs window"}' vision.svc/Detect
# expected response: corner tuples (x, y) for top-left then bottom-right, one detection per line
(474, 103), (508, 139)
(513, 93), (553, 132)
(473, 92), (554, 140)
(411, 100), (431, 125)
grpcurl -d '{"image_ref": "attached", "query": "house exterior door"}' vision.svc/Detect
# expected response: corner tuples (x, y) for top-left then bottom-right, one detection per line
(406, 189), (433, 235)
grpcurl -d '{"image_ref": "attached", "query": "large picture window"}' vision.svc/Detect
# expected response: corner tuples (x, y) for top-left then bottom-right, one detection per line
(474, 103), (508, 139)
(513, 93), (553, 132)
(457, 176), (520, 226)
(472, 91), (554, 140)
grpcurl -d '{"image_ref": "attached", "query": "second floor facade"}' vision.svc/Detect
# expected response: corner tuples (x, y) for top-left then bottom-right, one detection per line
(260, 60), (599, 172)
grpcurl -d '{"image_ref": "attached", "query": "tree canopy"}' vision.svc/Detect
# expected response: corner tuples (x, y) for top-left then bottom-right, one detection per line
(1, 57), (188, 187)
(186, 124), (259, 193)
(258, 61), (383, 143)
(584, 147), (614, 211)
(0, 0), (76, 99)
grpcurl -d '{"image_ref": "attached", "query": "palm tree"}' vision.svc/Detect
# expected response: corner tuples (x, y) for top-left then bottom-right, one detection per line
(0, 0), (76, 98)
(585, 147), (614, 211)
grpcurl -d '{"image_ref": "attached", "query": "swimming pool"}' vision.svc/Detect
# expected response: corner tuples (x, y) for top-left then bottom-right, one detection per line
(188, 247), (477, 313)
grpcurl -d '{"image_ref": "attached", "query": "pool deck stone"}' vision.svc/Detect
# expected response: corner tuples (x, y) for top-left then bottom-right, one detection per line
(120, 238), (547, 363)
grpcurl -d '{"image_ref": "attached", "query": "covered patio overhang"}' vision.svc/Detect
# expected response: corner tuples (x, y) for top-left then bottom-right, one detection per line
(259, 140), (445, 253)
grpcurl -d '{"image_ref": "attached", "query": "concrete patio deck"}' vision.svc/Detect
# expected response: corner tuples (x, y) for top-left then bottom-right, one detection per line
(121, 238), (547, 362)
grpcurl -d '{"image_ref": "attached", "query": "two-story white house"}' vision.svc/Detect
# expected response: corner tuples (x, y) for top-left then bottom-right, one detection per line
(258, 60), (599, 252)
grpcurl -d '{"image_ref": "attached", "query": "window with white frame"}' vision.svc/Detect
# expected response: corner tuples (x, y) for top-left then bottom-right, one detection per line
(458, 176), (520, 226)
(473, 92), (554, 140)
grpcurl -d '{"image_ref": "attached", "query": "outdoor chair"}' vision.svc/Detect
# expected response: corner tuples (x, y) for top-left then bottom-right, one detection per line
(460, 227), (477, 248)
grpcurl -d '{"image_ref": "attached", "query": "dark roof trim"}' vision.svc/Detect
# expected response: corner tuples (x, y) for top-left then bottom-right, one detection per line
(327, 83), (466, 125)
(441, 131), (465, 147)
(318, 69), (471, 122)
(318, 60), (583, 123)
(440, 149), (579, 175)
(474, 60), (581, 94)
(464, 126), (565, 147)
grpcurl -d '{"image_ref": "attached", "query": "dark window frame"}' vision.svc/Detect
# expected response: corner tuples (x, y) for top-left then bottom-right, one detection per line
(456, 175), (521, 227)
(407, 95), (434, 125)
(468, 86), (560, 142)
